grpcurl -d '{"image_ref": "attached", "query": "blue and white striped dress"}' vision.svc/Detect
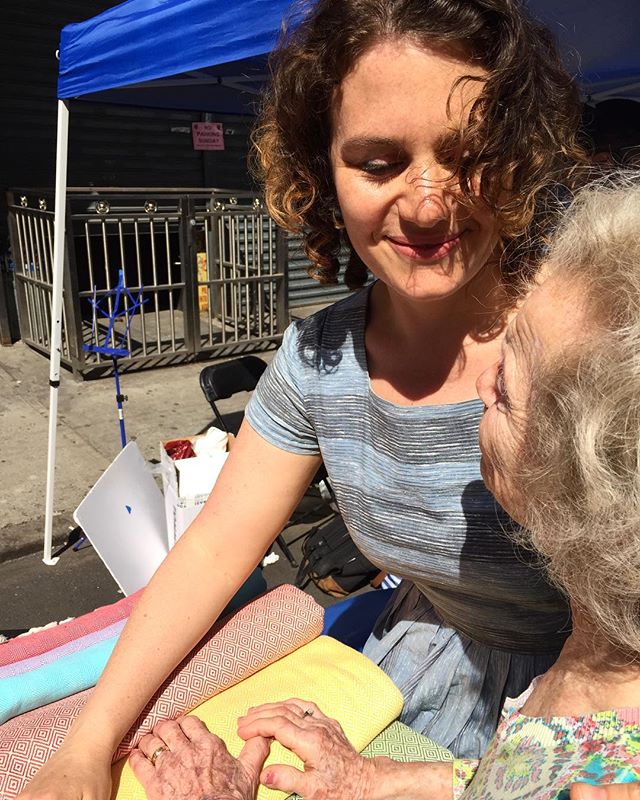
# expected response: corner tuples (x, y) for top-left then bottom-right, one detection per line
(246, 286), (570, 759)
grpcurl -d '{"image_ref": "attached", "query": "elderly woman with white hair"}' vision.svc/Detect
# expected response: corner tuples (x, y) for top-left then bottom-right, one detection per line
(448, 171), (640, 798)
(125, 173), (640, 799)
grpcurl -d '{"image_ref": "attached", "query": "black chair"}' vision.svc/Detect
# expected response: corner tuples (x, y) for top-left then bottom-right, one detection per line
(199, 355), (334, 566)
(199, 356), (268, 435)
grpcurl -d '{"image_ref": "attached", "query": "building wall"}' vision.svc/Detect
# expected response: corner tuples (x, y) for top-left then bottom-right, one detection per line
(0, 0), (348, 329)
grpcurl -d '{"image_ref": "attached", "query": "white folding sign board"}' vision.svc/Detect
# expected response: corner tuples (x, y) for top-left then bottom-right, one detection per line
(73, 442), (169, 596)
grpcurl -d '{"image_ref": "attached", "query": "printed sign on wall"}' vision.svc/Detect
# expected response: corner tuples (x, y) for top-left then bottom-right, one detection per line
(192, 122), (225, 151)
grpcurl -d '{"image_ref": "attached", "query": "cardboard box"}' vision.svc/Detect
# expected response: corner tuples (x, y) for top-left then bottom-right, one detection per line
(160, 431), (233, 547)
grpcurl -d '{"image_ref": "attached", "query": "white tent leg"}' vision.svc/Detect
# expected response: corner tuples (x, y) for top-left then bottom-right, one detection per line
(43, 99), (70, 566)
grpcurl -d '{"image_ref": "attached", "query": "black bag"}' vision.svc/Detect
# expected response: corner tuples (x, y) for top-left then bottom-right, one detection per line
(295, 515), (384, 597)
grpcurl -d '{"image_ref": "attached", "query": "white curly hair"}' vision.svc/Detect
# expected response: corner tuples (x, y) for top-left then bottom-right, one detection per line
(517, 170), (640, 658)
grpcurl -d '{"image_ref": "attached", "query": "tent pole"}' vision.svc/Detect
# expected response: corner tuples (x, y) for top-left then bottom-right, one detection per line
(43, 98), (70, 566)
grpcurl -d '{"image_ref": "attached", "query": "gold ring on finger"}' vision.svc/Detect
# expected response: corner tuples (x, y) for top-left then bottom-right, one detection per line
(150, 745), (169, 766)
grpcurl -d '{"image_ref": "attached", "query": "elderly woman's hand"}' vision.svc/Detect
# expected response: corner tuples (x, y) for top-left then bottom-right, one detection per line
(237, 699), (454, 800)
(571, 785), (640, 799)
(236, 699), (376, 800)
(129, 716), (270, 800)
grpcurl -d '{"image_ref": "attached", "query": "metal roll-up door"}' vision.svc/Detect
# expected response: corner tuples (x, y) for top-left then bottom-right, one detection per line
(287, 233), (351, 308)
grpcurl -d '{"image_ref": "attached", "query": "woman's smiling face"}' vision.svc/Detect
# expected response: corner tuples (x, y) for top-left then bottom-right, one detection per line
(330, 39), (501, 302)
(476, 277), (587, 522)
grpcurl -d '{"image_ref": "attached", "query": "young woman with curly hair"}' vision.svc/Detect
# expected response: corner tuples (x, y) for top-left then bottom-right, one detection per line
(246, 0), (586, 758)
(19, 2), (586, 798)
(254, 0), (582, 290)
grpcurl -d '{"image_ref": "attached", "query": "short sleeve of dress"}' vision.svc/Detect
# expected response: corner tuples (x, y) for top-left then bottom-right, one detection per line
(453, 759), (480, 799)
(245, 321), (321, 456)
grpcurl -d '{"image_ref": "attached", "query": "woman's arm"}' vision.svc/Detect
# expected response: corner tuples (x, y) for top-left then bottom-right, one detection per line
(18, 420), (321, 800)
(128, 716), (453, 800)
(571, 786), (640, 799)
(129, 717), (271, 800)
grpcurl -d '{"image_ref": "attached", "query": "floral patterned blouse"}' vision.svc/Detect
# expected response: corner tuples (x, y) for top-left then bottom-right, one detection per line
(453, 682), (640, 799)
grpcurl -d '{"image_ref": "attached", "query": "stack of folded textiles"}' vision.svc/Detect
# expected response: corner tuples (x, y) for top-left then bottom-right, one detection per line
(0, 584), (448, 800)
(0, 586), (444, 800)
(0, 585), (325, 797)
(0, 590), (140, 725)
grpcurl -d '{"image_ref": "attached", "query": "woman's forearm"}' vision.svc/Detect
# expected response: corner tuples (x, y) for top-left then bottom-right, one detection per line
(64, 525), (255, 753)
(61, 422), (321, 757)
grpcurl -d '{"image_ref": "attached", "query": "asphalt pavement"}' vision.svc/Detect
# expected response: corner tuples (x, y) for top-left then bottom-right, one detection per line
(0, 330), (337, 637)
(0, 544), (123, 636)
(0, 508), (335, 638)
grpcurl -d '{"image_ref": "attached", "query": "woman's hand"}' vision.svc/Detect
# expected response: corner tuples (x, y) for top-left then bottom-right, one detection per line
(236, 699), (377, 800)
(16, 741), (112, 800)
(237, 699), (453, 800)
(129, 716), (270, 800)
(571, 785), (640, 799)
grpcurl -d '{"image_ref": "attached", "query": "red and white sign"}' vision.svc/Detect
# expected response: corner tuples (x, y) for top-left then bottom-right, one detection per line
(192, 122), (225, 151)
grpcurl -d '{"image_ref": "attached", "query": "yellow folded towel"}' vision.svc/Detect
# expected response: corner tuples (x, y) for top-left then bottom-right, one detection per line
(112, 635), (404, 800)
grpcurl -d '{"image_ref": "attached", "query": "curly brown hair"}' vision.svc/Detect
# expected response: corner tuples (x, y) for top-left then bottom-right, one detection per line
(252, 0), (586, 289)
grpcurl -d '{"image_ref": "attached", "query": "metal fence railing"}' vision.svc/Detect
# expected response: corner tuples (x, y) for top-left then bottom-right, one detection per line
(196, 203), (286, 350)
(0, 250), (19, 346)
(6, 189), (288, 376)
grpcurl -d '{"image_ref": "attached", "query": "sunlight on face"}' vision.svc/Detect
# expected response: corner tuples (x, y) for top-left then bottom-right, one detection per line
(476, 276), (586, 521)
(330, 39), (500, 302)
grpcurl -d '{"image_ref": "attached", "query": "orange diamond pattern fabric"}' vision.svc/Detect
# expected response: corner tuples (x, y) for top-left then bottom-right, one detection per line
(111, 635), (405, 800)
(0, 586), (324, 799)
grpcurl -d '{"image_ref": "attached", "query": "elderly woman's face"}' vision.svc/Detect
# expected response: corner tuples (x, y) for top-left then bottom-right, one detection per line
(476, 276), (585, 522)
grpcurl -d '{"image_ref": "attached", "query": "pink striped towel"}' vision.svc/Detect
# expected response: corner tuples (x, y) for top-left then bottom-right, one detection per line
(0, 591), (141, 667)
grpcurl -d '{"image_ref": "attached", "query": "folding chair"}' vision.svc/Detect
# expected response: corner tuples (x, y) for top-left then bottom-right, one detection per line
(199, 356), (268, 435)
(199, 355), (334, 566)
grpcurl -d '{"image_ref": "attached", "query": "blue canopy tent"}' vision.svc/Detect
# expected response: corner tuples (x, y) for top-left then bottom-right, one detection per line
(56, 0), (297, 114)
(44, 0), (640, 563)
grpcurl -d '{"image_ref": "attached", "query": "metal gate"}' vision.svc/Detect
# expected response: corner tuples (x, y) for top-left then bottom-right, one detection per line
(193, 199), (287, 353)
(7, 189), (288, 376)
(7, 195), (69, 360)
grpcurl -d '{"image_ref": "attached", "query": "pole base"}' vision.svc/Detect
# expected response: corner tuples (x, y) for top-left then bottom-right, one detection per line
(42, 556), (60, 566)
